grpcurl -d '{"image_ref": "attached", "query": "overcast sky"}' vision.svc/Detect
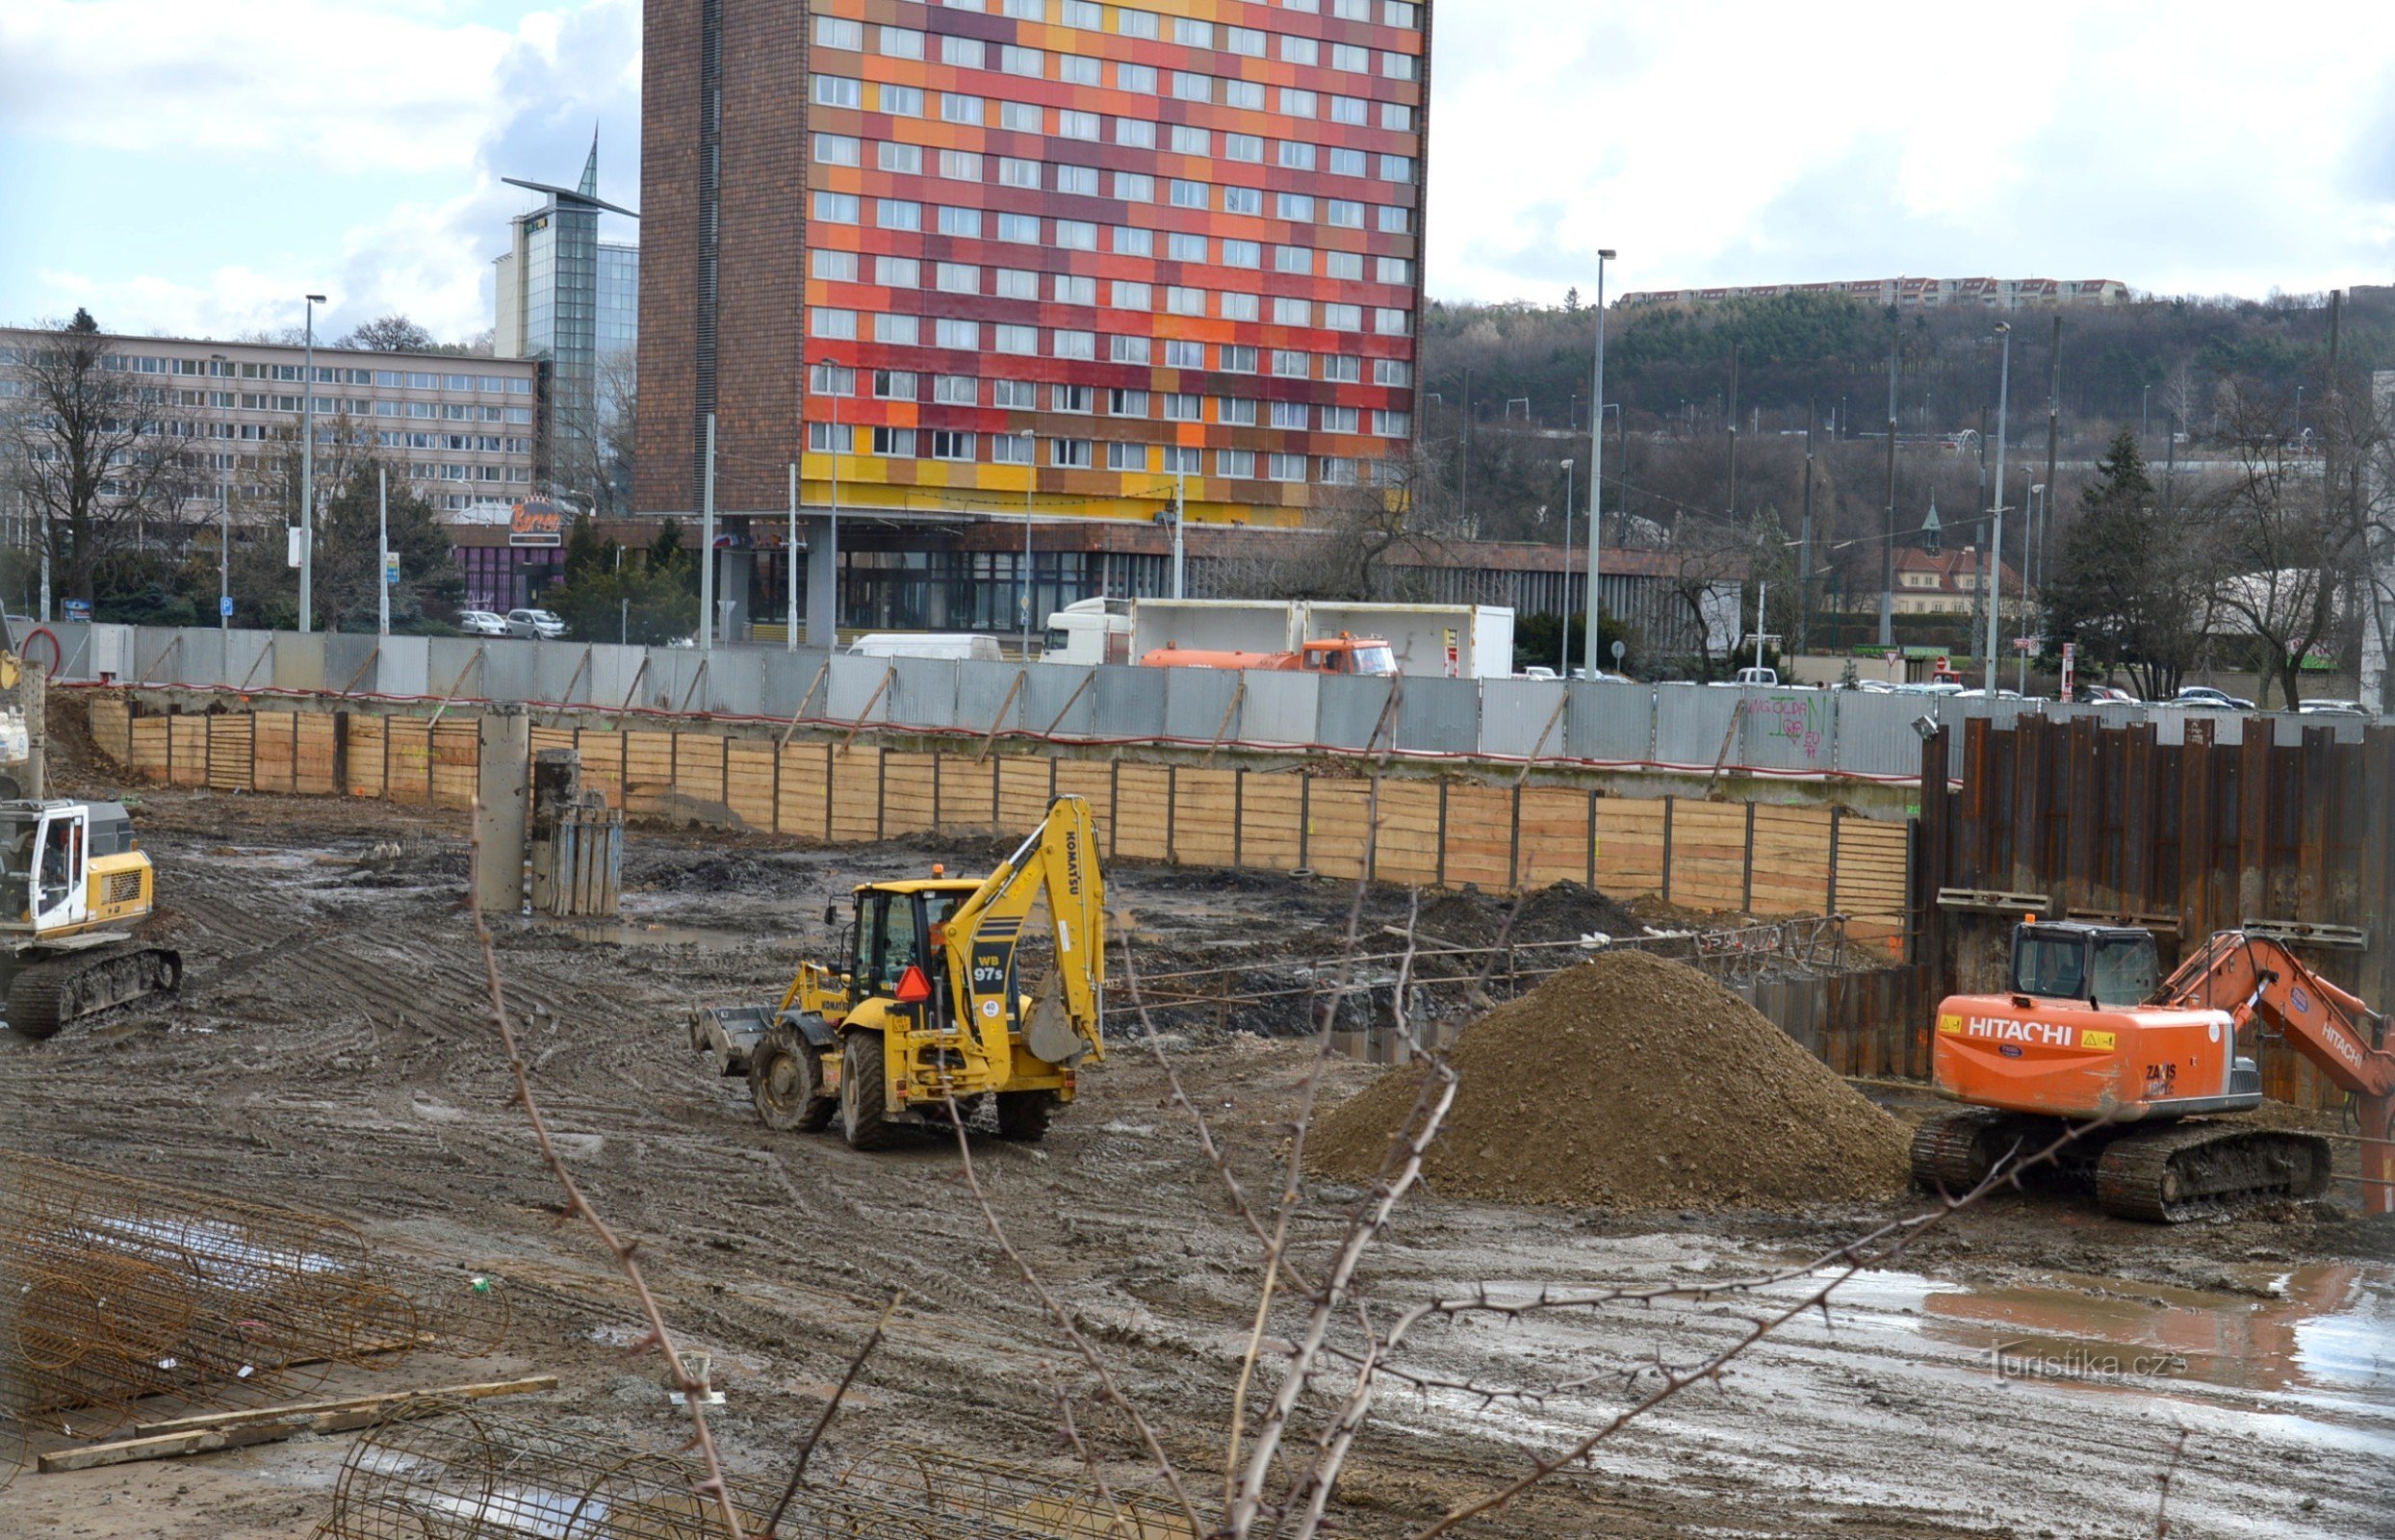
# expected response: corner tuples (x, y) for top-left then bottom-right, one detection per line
(5, 0), (2391, 343)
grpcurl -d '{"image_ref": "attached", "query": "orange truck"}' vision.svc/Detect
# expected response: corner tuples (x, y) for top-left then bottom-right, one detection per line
(1138, 634), (1398, 676)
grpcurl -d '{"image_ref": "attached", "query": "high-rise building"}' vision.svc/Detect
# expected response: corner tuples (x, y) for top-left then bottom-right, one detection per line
(636, 0), (1432, 635)
(494, 139), (639, 498)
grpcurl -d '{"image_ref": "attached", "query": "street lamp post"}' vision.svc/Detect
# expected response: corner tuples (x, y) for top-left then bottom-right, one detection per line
(1985, 321), (2013, 693)
(297, 294), (324, 633)
(1583, 248), (1615, 681)
(1558, 458), (1574, 676)
(211, 352), (229, 629)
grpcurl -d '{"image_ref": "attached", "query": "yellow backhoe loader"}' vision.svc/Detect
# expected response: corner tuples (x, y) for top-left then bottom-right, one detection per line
(0, 799), (182, 1039)
(691, 797), (1104, 1147)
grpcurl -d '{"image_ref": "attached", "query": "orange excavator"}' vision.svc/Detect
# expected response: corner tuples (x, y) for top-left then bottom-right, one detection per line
(1913, 921), (2394, 1220)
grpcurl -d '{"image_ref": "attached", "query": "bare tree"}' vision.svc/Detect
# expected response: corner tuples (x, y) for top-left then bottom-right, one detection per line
(0, 309), (200, 606)
(2199, 382), (2358, 708)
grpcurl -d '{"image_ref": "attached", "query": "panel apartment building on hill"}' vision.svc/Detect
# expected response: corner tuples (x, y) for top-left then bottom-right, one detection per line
(637, 0), (1433, 632)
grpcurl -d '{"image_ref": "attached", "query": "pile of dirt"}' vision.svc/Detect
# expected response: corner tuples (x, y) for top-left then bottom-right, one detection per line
(1412, 882), (1639, 949)
(1309, 949), (1910, 1210)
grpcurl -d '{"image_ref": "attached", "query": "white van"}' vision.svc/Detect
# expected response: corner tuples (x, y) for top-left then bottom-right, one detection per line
(847, 633), (1005, 662)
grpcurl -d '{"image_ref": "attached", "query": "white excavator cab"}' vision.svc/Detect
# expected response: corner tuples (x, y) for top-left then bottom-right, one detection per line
(0, 802), (88, 936)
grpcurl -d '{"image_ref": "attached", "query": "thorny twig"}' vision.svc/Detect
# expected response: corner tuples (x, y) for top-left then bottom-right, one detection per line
(2154, 1427), (2191, 1538)
(760, 1289), (904, 1539)
(1042, 1360), (1145, 1540)
(467, 804), (748, 1540)
(937, 1092), (1210, 1537)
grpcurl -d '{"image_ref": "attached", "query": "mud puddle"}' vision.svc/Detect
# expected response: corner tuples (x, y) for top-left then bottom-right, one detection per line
(1823, 1260), (2395, 1431)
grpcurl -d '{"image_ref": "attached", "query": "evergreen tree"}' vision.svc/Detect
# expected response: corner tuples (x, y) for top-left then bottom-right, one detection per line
(2044, 428), (2207, 699)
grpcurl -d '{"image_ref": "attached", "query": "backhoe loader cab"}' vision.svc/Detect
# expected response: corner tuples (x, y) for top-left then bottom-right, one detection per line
(690, 798), (1107, 1149)
(2007, 922), (2160, 1009)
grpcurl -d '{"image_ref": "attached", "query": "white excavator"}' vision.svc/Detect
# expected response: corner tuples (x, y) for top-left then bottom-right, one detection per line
(0, 798), (181, 1039)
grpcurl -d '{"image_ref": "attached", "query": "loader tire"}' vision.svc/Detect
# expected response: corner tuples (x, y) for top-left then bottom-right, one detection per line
(839, 1032), (899, 1150)
(994, 1091), (1056, 1142)
(750, 1027), (836, 1133)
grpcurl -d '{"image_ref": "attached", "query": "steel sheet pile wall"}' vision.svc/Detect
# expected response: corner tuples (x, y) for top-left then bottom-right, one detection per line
(85, 698), (1913, 926)
(1929, 715), (2394, 1108)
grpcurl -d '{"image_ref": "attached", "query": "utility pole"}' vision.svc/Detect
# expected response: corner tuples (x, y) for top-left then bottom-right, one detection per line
(1559, 457), (1575, 676)
(1725, 340), (1740, 516)
(376, 466), (390, 636)
(1985, 321), (2013, 693)
(1172, 464), (1187, 599)
(298, 293), (324, 633)
(2043, 316), (2061, 603)
(1583, 248), (1615, 681)
(1021, 481), (1035, 659)
(1458, 367), (1474, 538)
(699, 412), (716, 651)
(1799, 401), (1816, 654)
(1880, 316), (1897, 649)
(212, 352), (230, 629)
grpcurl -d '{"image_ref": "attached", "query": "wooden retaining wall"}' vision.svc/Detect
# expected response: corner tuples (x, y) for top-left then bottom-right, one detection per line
(86, 699), (1913, 926)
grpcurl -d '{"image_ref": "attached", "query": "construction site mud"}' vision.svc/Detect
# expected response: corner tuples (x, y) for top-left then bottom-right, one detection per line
(2, 782), (2388, 1540)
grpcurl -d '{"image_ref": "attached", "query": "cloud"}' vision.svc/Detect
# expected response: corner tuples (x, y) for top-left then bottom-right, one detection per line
(5, 0), (641, 342)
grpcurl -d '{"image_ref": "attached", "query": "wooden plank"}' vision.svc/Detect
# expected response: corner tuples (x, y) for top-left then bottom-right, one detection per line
(343, 715), (386, 799)
(129, 714), (169, 780)
(623, 730), (677, 817)
(1303, 779), (1373, 881)
(251, 713), (296, 794)
(778, 741), (830, 839)
(42, 1376), (558, 1474)
(168, 715), (209, 787)
(430, 723), (478, 809)
(674, 732), (727, 810)
(1172, 767), (1240, 865)
(1515, 786), (1593, 886)
(939, 751), (998, 832)
(129, 1375), (560, 1439)
(882, 752), (939, 836)
(1239, 773), (1304, 871)
(384, 719), (431, 806)
(574, 729), (625, 810)
(206, 713), (253, 792)
(1441, 784), (1512, 890)
(1373, 781), (1442, 886)
(1113, 763), (1172, 861)
(995, 757), (1051, 832)
(725, 739), (778, 831)
(829, 744), (882, 842)
(1053, 760), (1114, 849)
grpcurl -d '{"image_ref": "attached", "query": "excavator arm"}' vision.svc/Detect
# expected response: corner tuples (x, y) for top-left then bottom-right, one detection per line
(2162, 933), (2395, 1213)
(940, 796), (1106, 1077)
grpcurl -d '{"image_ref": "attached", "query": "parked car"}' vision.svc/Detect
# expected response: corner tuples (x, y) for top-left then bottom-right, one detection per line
(505, 607), (566, 640)
(1517, 666), (1559, 681)
(456, 610), (510, 638)
(2298, 699), (2370, 718)
(2073, 684), (2139, 706)
(2173, 685), (2256, 711)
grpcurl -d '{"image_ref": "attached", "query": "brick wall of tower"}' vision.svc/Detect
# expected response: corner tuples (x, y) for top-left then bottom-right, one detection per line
(712, 1), (811, 514)
(635, 0), (704, 515)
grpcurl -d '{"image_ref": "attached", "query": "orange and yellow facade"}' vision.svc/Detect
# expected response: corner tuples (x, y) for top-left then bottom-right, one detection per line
(790, 0), (1430, 529)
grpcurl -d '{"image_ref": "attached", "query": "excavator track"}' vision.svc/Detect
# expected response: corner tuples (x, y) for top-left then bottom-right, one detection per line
(1909, 1109), (2067, 1194)
(5, 944), (183, 1040)
(2094, 1121), (2333, 1222)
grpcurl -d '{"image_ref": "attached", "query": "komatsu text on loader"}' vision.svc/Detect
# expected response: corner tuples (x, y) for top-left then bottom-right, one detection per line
(1914, 921), (2393, 1219)
(691, 797), (1104, 1147)
(0, 799), (182, 1039)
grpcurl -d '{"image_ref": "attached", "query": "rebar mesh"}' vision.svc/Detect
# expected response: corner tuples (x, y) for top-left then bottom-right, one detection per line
(0, 1152), (510, 1452)
(326, 1408), (1201, 1540)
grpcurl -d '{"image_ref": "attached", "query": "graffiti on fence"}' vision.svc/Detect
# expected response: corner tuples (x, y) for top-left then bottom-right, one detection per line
(1758, 692), (1831, 760)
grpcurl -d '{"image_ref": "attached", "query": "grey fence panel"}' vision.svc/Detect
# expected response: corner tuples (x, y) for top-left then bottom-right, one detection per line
(883, 657), (959, 732)
(1395, 676), (1481, 755)
(315, 634), (373, 697)
(222, 629), (276, 692)
(636, 649), (695, 714)
(423, 638), (483, 701)
(166, 628), (227, 688)
(1093, 664), (1167, 741)
(1020, 665), (1097, 739)
(1653, 683), (1740, 769)
(1738, 687), (1841, 775)
(2210, 712), (2247, 745)
(1315, 675), (1395, 752)
(1162, 667), (1242, 746)
(479, 642), (540, 706)
(826, 653), (893, 723)
(529, 641), (595, 705)
(377, 636), (432, 699)
(1238, 671), (1319, 746)
(1566, 680), (1655, 764)
(1479, 680), (1568, 760)
(129, 627), (185, 684)
(710, 653), (768, 717)
(583, 645), (649, 711)
(39, 622), (104, 680)
(754, 648), (832, 721)
(954, 660), (1027, 733)
(269, 633), (328, 694)
(1834, 692), (1937, 779)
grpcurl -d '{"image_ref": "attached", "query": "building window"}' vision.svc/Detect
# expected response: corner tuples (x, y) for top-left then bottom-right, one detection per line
(877, 199), (922, 231)
(1281, 88), (1316, 118)
(999, 0), (1043, 17)
(879, 25), (925, 58)
(1326, 199), (1364, 229)
(1272, 348), (1310, 378)
(1280, 36), (1319, 65)
(1375, 307), (1411, 336)
(812, 191), (859, 223)
(1374, 409), (1410, 437)
(1165, 287), (1204, 317)
(1000, 100), (1042, 132)
(875, 255), (920, 288)
(1269, 453), (1308, 482)
(1379, 153), (1415, 183)
(871, 426), (917, 457)
(993, 378), (1037, 408)
(1226, 25), (1265, 55)
(997, 213), (1041, 243)
(1328, 146), (1367, 177)
(810, 423), (854, 451)
(996, 268), (1039, 299)
(1221, 345), (1258, 372)
(1161, 446), (1200, 474)
(1223, 186), (1263, 217)
(1218, 449), (1255, 478)
(1381, 102), (1414, 131)
(1054, 273), (1096, 304)
(1110, 334), (1152, 364)
(940, 35), (986, 67)
(1001, 44), (1043, 75)
(1270, 400), (1309, 429)
(1377, 256), (1412, 284)
(936, 262), (980, 294)
(874, 314), (920, 345)
(1221, 293), (1259, 321)
(1322, 405), (1359, 432)
(1330, 96), (1368, 126)
(995, 324), (1039, 354)
(1170, 179), (1209, 210)
(940, 93), (985, 125)
(1383, 51), (1418, 80)
(1056, 219), (1098, 249)
(812, 249), (859, 281)
(1379, 206), (1412, 233)
(1172, 71), (1211, 103)
(938, 206), (984, 238)
(1275, 192), (1314, 221)
(1169, 231), (1208, 262)
(880, 84), (923, 116)
(1161, 392), (1200, 422)
(1223, 238), (1261, 268)
(1056, 164), (1098, 195)
(1116, 117), (1156, 148)
(1218, 397), (1258, 426)
(1321, 456), (1358, 484)
(997, 156), (1041, 190)
(1164, 340), (1204, 369)
(1171, 125), (1210, 155)
(934, 319), (980, 349)
(1117, 61), (1158, 92)
(879, 141), (923, 174)
(1106, 441), (1148, 472)
(1273, 296), (1311, 325)
(813, 75), (862, 109)
(813, 133), (860, 166)
(1223, 79), (1264, 110)
(934, 374), (977, 403)
(1058, 109), (1100, 140)
(1325, 250), (1363, 280)
(1278, 141), (1317, 171)
(1058, 53), (1100, 86)
(1108, 388), (1149, 416)
(1373, 358), (1411, 386)
(1053, 330), (1096, 360)
(1114, 226), (1153, 257)
(1052, 383), (1094, 413)
(993, 431), (1036, 465)
(1063, 0), (1100, 21)
(1331, 42), (1369, 72)
(811, 308), (858, 339)
(1224, 133), (1264, 164)
(1052, 438), (1094, 468)
(930, 430), (976, 461)
(940, 149), (983, 181)
(1117, 8), (1159, 39)
(872, 369), (917, 399)
(1111, 280), (1151, 309)
(1172, 15), (1212, 45)
(1114, 171), (1153, 201)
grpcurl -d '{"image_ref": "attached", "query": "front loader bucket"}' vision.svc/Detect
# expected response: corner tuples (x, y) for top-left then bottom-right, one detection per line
(690, 1004), (774, 1076)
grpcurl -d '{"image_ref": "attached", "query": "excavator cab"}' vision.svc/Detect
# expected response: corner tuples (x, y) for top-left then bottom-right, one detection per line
(0, 802), (95, 936)
(2008, 922), (2159, 1008)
